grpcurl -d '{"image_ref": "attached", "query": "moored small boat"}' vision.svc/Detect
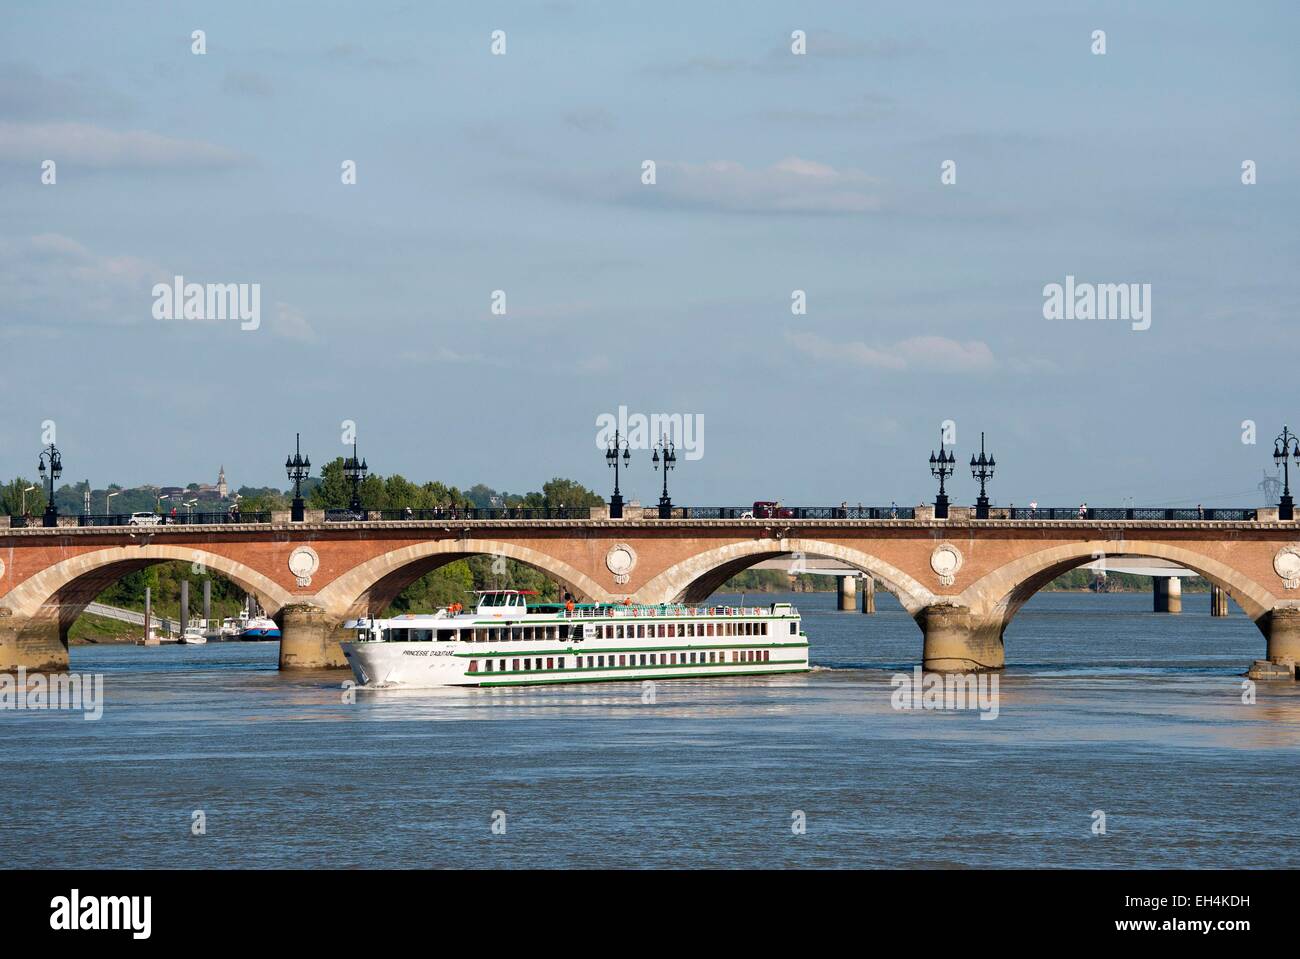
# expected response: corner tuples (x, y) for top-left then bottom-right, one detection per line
(179, 626), (208, 645)
(240, 616), (281, 640)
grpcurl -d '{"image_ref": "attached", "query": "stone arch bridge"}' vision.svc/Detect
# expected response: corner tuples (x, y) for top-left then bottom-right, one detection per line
(3, 517), (1299, 676)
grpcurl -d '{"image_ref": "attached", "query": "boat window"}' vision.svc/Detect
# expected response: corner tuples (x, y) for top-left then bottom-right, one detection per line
(389, 628), (408, 642)
(559, 625), (569, 640)
(511, 627), (523, 641)
(436, 629), (455, 642)
(468, 660), (478, 673)
(790, 622), (797, 634)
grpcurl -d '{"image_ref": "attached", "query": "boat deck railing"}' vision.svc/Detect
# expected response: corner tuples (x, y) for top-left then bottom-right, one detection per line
(558, 604), (781, 619)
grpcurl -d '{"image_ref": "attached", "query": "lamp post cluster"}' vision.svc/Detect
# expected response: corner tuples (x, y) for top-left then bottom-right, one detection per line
(927, 429), (997, 520)
(1274, 426), (1300, 520)
(605, 430), (631, 518)
(286, 433), (311, 522)
(343, 441), (368, 513)
(37, 442), (62, 527)
(605, 431), (683, 519)
(652, 435), (677, 519)
(970, 432), (996, 520)
(928, 432), (956, 519)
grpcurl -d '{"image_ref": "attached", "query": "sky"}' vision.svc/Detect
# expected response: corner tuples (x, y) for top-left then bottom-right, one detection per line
(1, 1), (1297, 509)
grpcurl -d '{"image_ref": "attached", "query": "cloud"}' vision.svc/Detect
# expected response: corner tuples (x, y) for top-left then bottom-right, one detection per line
(631, 157), (882, 215)
(0, 233), (166, 330)
(222, 70), (274, 98)
(757, 94), (895, 128)
(650, 32), (925, 77)
(0, 62), (134, 120)
(271, 303), (314, 341)
(562, 107), (615, 134)
(786, 331), (996, 373)
(323, 42), (410, 72)
(782, 34), (926, 61)
(0, 121), (248, 169)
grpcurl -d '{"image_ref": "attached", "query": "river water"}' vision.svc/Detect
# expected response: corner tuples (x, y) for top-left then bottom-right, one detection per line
(2, 590), (1296, 869)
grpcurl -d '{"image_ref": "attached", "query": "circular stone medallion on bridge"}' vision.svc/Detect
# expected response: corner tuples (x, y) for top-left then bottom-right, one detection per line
(605, 543), (637, 585)
(929, 544), (963, 586)
(1273, 546), (1300, 589)
(288, 546), (321, 587)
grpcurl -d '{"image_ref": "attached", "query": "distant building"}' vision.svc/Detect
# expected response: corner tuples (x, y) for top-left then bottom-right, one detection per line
(194, 466), (230, 502)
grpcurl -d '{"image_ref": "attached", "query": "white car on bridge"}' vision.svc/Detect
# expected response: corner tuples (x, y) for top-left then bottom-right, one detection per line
(127, 512), (163, 526)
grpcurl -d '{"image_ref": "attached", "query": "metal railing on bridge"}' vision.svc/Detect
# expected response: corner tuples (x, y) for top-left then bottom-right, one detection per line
(323, 506), (593, 522)
(6, 504), (1262, 527)
(7, 512), (274, 528)
(679, 505), (917, 520)
(1005, 506), (1257, 521)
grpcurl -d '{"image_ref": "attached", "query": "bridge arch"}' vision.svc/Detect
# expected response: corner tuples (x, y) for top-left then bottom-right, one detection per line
(313, 538), (611, 620)
(632, 538), (936, 614)
(956, 539), (1277, 625)
(0, 544), (295, 625)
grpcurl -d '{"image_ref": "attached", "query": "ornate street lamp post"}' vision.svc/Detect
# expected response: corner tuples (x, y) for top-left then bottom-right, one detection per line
(1273, 425), (1300, 520)
(343, 441), (368, 514)
(652, 434), (677, 519)
(37, 443), (62, 528)
(928, 431), (955, 520)
(285, 433), (311, 522)
(605, 429), (631, 519)
(969, 431), (996, 520)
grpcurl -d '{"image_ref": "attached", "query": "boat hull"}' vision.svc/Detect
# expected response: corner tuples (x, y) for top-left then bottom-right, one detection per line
(240, 628), (281, 641)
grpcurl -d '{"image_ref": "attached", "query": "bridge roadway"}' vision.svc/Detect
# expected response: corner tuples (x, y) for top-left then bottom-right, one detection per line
(2, 514), (1299, 678)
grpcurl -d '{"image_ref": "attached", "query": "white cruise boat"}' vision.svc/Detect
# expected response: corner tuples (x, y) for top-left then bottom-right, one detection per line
(342, 589), (809, 689)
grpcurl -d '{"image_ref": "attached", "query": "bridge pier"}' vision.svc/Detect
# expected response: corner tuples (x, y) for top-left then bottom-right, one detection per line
(1210, 584), (1229, 617)
(1153, 576), (1182, 613)
(1254, 607), (1300, 676)
(862, 577), (875, 614)
(916, 605), (1005, 672)
(0, 609), (68, 672)
(277, 604), (348, 670)
(837, 575), (856, 611)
